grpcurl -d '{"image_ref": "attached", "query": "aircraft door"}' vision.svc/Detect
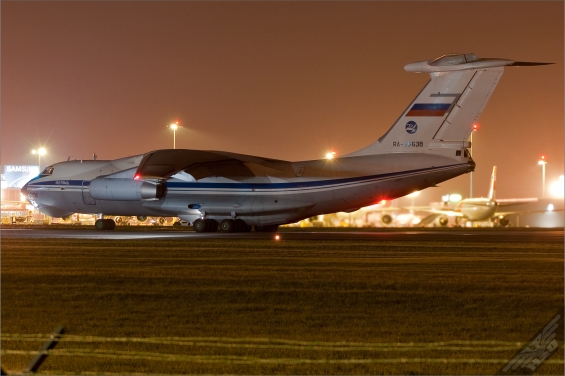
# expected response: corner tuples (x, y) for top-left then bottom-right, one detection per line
(82, 181), (96, 205)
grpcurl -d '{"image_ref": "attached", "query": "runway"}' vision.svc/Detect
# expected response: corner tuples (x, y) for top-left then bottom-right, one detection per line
(2, 227), (563, 243)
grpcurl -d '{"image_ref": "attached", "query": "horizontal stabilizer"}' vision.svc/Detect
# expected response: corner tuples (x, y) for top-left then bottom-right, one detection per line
(508, 62), (553, 66)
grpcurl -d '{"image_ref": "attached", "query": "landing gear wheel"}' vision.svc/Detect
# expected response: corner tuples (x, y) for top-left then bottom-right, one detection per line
(193, 219), (207, 233)
(235, 219), (249, 232)
(95, 219), (108, 230)
(205, 219), (219, 232)
(95, 219), (115, 230)
(499, 217), (510, 227)
(220, 219), (236, 233)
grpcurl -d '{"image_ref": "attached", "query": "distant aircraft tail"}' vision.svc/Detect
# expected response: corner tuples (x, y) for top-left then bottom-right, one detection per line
(488, 166), (497, 200)
(347, 54), (550, 157)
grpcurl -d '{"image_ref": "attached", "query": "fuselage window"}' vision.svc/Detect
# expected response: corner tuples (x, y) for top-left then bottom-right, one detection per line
(40, 166), (54, 175)
(456, 150), (462, 156)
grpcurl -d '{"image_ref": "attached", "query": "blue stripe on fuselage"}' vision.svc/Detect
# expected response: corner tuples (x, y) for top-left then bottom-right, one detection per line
(26, 164), (466, 191)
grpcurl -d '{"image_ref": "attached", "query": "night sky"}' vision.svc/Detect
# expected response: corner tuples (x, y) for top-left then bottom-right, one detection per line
(2, 1), (563, 204)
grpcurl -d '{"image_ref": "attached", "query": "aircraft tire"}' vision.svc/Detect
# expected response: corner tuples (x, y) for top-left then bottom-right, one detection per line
(205, 219), (219, 232)
(95, 219), (108, 231)
(220, 219), (236, 233)
(106, 219), (116, 230)
(499, 217), (510, 227)
(193, 219), (207, 233)
(438, 216), (449, 227)
(137, 216), (147, 222)
(235, 219), (248, 232)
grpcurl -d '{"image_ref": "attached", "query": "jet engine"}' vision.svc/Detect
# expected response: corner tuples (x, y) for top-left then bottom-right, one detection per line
(438, 216), (449, 227)
(381, 214), (393, 225)
(89, 178), (166, 201)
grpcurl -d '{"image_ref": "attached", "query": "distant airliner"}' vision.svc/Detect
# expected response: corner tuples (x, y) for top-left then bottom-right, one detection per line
(22, 53), (549, 232)
(417, 166), (560, 227)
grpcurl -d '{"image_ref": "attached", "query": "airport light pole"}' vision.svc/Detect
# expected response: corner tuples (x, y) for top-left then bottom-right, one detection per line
(32, 148), (46, 170)
(169, 121), (180, 149)
(469, 124), (478, 198)
(538, 155), (547, 198)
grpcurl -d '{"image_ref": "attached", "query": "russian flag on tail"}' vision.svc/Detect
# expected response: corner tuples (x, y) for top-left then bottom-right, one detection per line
(406, 103), (451, 117)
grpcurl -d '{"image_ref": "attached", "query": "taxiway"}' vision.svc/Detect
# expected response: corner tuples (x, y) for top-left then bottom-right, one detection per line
(1, 228), (562, 243)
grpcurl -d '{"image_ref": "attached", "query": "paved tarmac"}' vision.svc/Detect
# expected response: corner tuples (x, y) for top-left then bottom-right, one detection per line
(2, 227), (563, 243)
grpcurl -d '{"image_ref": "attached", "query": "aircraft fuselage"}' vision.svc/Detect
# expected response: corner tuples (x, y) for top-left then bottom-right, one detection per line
(23, 152), (474, 226)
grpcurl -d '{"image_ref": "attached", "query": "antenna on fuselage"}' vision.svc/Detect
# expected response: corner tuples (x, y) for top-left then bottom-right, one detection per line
(67, 156), (73, 161)
(93, 153), (98, 160)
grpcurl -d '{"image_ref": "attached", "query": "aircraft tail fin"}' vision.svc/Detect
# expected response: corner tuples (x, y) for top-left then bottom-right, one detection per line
(347, 54), (551, 157)
(488, 166), (497, 200)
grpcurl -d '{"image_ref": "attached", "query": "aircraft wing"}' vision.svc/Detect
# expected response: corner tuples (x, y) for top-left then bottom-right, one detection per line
(495, 208), (564, 217)
(135, 149), (291, 180)
(410, 208), (465, 227)
(405, 207), (466, 217)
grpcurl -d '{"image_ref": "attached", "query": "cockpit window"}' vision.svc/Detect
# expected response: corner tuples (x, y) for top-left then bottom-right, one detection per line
(40, 166), (54, 175)
(464, 149), (471, 158)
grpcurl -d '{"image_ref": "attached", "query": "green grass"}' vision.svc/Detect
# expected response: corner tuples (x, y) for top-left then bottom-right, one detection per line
(1, 238), (563, 374)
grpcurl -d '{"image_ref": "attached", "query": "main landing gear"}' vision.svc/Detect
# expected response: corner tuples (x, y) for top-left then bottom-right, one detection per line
(95, 218), (116, 231)
(193, 218), (278, 233)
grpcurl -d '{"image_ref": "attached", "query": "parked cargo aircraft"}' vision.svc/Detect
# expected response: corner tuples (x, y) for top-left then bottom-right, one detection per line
(417, 166), (561, 227)
(22, 54), (549, 232)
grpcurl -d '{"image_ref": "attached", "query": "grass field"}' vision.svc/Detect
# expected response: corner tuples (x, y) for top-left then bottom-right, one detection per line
(1, 236), (563, 374)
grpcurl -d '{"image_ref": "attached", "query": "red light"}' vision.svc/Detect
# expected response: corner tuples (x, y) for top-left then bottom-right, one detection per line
(541, 155), (545, 160)
(472, 124), (478, 131)
(134, 175), (140, 180)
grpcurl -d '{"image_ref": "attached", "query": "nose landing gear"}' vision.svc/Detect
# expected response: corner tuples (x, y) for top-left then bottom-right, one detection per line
(95, 218), (116, 231)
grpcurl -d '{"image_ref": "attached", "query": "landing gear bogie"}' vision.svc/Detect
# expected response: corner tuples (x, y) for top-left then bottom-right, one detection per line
(235, 219), (250, 232)
(220, 219), (236, 233)
(95, 218), (116, 231)
(194, 218), (219, 233)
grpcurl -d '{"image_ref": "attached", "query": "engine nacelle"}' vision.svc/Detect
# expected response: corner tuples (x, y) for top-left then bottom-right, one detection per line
(89, 178), (166, 201)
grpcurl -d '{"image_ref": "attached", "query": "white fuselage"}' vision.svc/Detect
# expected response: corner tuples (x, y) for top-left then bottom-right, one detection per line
(456, 198), (498, 221)
(23, 152), (474, 226)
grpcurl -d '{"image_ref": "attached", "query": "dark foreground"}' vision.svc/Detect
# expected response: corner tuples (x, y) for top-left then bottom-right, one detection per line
(1, 236), (563, 374)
